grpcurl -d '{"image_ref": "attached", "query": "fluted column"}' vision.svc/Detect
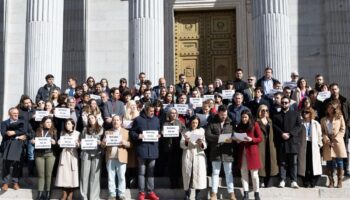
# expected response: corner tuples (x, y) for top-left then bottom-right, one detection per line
(129, 0), (164, 86)
(25, 0), (64, 99)
(252, 0), (291, 82)
(325, 0), (350, 98)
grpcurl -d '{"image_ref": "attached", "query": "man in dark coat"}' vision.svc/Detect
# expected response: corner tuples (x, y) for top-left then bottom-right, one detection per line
(255, 67), (279, 95)
(233, 68), (249, 93)
(1, 107), (28, 191)
(205, 105), (235, 200)
(130, 102), (160, 200)
(175, 74), (186, 97)
(35, 74), (61, 103)
(322, 83), (350, 176)
(245, 87), (270, 118)
(273, 96), (302, 188)
(228, 92), (250, 127)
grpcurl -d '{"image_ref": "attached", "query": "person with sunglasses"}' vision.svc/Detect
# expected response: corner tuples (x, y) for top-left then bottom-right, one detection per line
(273, 96), (302, 188)
(298, 108), (323, 188)
(256, 105), (278, 188)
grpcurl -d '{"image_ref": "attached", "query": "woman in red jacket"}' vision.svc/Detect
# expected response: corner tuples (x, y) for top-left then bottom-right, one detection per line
(235, 110), (262, 200)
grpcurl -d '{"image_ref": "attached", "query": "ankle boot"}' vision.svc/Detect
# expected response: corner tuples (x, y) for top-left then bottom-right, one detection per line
(45, 191), (51, 200)
(184, 190), (190, 200)
(60, 189), (67, 200)
(210, 192), (217, 200)
(254, 192), (261, 200)
(326, 168), (335, 188)
(337, 169), (344, 188)
(243, 191), (249, 200)
(36, 191), (43, 200)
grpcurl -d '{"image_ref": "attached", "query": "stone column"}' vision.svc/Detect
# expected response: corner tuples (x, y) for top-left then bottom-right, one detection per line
(325, 0), (350, 98)
(251, 0), (291, 82)
(25, 0), (64, 100)
(129, 0), (164, 86)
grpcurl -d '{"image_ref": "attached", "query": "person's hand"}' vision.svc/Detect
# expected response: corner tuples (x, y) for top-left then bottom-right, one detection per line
(224, 138), (233, 143)
(51, 139), (56, 145)
(184, 134), (190, 142)
(196, 138), (203, 145)
(157, 134), (161, 138)
(244, 136), (252, 142)
(17, 135), (26, 141)
(75, 140), (80, 145)
(6, 130), (15, 137)
(120, 140), (128, 146)
(31, 139), (35, 144)
(97, 140), (101, 145)
(138, 134), (144, 139)
(57, 139), (60, 145)
(282, 133), (290, 140)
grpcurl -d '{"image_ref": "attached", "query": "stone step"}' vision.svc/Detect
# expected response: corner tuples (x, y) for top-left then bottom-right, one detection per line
(0, 186), (349, 200)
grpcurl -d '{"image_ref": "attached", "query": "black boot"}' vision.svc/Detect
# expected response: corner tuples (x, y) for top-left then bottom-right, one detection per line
(44, 191), (51, 200)
(254, 192), (261, 200)
(184, 190), (190, 200)
(36, 191), (43, 200)
(243, 191), (249, 200)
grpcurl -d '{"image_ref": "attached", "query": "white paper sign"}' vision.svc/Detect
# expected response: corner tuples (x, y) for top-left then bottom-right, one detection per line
(233, 132), (248, 141)
(196, 113), (209, 127)
(35, 137), (51, 149)
(203, 95), (215, 101)
(190, 98), (203, 107)
(59, 136), (76, 148)
(174, 104), (189, 115)
(283, 81), (297, 89)
(35, 111), (49, 121)
(163, 126), (180, 138)
(222, 90), (235, 99)
(163, 104), (169, 109)
(142, 131), (159, 142)
(90, 94), (101, 100)
(81, 138), (98, 150)
(123, 120), (133, 129)
(106, 134), (121, 146)
(317, 91), (331, 102)
(218, 133), (232, 143)
(55, 108), (71, 119)
(190, 134), (203, 143)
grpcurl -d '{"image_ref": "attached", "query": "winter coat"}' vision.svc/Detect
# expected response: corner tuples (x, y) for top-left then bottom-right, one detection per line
(130, 111), (160, 159)
(321, 116), (347, 160)
(205, 116), (235, 162)
(180, 128), (207, 190)
(35, 84), (61, 103)
(298, 120), (323, 176)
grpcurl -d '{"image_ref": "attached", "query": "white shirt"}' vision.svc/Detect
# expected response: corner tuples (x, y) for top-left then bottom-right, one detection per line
(303, 122), (311, 141)
(326, 119), (333, 135)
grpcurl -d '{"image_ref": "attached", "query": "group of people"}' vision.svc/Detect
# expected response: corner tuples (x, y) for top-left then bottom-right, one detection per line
(0, 67), (349, 200)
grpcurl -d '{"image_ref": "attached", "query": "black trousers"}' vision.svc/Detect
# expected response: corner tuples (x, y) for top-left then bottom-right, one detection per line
(303, 141), (320, 186)
(279, 153), (298, 182)
(2, 160), (21, 183)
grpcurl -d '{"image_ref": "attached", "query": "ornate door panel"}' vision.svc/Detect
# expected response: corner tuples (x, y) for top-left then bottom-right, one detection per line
(175, 10), (236, 85)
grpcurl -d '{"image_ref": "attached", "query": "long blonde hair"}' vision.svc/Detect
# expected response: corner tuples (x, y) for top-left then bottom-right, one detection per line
(125, 100), (139, 120)
(257, 104), (270, 119)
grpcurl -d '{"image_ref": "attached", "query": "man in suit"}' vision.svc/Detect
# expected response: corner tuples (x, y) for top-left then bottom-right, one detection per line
(245, 87), (270, 118)
(103, 87), (125, 129)
(273, 96), (302, 188)
(175, 74), (186, 97)
(1, 107), (28, 191)
(152, 77), (167, 98)
(243, 75), (256, 103)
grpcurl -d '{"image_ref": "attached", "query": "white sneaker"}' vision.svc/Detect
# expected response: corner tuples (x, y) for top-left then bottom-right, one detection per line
(291, 181), (299, 189)
(279, 180), (285, 188)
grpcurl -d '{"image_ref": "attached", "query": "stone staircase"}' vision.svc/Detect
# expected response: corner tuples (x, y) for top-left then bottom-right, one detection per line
(0, 175), (348, 199)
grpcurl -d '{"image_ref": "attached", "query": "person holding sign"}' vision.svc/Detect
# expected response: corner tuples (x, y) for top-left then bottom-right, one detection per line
(180, 116), (207, 200)
(31, 116), (57, 200)
(101, 115), (131, 200)
(161, 108), (186, 188)
(205, 105), (236, 200)
(55, 119), (80, 200)
(81, 99), (104, 128)
(235, 110), (262, 200)
(79, 114), (104, 200)
(130, 103), (161, 200)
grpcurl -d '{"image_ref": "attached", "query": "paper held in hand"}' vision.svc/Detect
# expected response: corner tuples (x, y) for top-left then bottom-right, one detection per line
(81, 138), (98, 150)
(203, 95), (215, 101)
(90, 94), (101, 100)
(142, 130), (159, 142)
(55, 108), (71, 119)
(163, 126), (179, 138)
(174, 104), (188, 115)
(218, 133), (232, 143)
(106, 134), (121, 146)
(35, 137), (51, 149)
(222, 90), (235, 99)
(317, 91), (331, 102)
(35, 111), (49, 121)
(190, 134), (203, 143)
(59, 136), (76, 148)
(123, 120), (133, 129)
(233, 132), (248, 141)
(190, 98), (203, 107)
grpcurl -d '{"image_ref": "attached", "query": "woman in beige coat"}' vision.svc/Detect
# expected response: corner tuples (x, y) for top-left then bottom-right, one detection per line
(55, 119), (80, 200)
(321, 100), (347, 188)
(180, 116), (207, 200)
(298, 108), (323, 188)
(256, 105), (278, 187)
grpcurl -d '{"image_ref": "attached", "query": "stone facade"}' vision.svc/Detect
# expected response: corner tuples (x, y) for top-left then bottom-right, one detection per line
(0, 0), (349, 118)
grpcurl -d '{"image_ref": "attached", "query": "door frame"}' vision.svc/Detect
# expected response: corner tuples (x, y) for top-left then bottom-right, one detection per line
(165, 0), (249, 84)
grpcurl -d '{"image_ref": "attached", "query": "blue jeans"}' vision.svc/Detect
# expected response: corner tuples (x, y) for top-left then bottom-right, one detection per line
(27, 141), (35, 160)
(211, 161), (234, 193)
(326, 158), (344, 169)
(106, 159), (127, 198)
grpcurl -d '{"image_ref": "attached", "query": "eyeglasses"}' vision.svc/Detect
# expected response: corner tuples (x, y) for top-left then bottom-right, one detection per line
(281, 101), (289, 104)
